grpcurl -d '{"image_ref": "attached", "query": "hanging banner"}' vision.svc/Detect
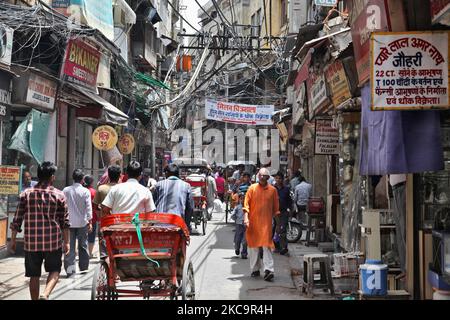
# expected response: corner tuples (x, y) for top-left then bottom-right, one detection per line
(61, 38), (101, 92)
(0, 166), (22, 195)
(205, 99), (274, 125)
(117, 133), (135, 155)
(92, 125), (118, 151)
(315, 119), (339, 155)
(325, 60), (352, 108)
(371, 31), (449, 110)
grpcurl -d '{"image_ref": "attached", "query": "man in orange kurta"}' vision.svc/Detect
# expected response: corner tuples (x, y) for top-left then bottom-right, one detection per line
(244, 168), (280, 281)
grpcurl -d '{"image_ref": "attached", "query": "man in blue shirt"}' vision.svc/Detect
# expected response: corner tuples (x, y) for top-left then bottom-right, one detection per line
(273, 171), (292, 255)
(154, 164), (194, 232)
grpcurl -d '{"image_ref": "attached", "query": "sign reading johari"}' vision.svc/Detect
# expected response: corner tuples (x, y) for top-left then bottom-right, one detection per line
(205, 99), (274, 125)
(371, 31), (450, 110)
(61, 38), (101, 92)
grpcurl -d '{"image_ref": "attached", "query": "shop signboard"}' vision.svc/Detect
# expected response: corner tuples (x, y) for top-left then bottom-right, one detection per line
(431, 0), (450, 26)
(0, 166), (22, 195)
(350, 0), (391, 86)
(308, 73), (329, 120)
(117, 133), (135, 155)
(371, 31), (449, 110)
(205, 99), (274, 125)
(293, 82), (306, 125)
(25, 73), (58, 111)
(314, 119), (339, 155)
(0, 25), (13, 66)
(325, 60), (352, 108)
(92, 125), (118, 151)
(315, 0), (337, 6)
(61, 38), (101, 92)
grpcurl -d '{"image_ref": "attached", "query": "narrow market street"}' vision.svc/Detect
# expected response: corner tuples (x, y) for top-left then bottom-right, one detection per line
(0, 208), (309, 300)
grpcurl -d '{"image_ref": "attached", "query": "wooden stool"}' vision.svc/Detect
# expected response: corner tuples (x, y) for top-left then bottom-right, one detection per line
(302, 254), (335, 298)
(305, 213), (326, 246)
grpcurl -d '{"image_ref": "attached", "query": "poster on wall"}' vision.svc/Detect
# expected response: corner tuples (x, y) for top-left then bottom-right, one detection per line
(371, 31), (449, 110)
(205, 99), (274, 125)
(314, 119), (339, 155)
(0, 166), (22, 195)
(61, 38), (101, 92)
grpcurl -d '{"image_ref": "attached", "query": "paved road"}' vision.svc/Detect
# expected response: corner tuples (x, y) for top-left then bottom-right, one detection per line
(0, 208), (301, 300)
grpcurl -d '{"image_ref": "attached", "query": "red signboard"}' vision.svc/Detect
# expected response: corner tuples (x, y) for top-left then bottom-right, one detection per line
(349, 0), (391, 86)
(61, 38), (101, 92)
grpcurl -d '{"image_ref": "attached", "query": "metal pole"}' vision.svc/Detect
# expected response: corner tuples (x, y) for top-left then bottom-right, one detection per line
(151, 112), (156, 177)
(225, 73), (229, 163)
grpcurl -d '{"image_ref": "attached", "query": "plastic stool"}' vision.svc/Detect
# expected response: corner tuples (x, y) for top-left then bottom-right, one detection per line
(305, 213), (326, 246)
(302, 254), (334, 298)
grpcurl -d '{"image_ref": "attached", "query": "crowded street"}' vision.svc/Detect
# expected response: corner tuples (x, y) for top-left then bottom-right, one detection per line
(1, 208), (309, 300)
(1, 0), (450, 305)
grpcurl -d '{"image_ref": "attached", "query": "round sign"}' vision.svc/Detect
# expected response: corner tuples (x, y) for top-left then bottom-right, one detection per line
(118, 133), (135, 155)
(92, 125), (118, 151)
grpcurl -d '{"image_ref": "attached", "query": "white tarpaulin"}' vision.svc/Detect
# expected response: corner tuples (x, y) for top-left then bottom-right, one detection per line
(205, 99), (274, 125)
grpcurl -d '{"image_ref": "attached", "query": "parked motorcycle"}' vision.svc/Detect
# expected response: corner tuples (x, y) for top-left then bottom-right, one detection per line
(286, 190), (304, 243)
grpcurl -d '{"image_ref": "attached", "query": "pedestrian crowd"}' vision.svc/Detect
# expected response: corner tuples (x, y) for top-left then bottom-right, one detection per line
(9, 160), (311, 299)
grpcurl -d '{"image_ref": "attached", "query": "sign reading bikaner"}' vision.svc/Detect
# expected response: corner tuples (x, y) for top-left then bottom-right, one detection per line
(371, 31), (449, 110)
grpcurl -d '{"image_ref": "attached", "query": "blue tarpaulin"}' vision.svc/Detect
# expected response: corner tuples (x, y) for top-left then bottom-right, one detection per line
(359, 84), (444, 175)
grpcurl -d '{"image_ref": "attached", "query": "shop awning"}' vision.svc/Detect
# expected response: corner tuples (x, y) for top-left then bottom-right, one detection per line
(296, 27), (351, 60)
(135, 72), (171, 90)
(69, 85), (129, 126)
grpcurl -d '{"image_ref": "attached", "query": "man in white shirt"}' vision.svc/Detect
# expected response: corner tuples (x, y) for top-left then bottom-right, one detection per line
(102, 161), (156, 215)
(63, 169), (93, 277)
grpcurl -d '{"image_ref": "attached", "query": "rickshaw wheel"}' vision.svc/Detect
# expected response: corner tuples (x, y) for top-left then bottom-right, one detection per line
(91, 261), (114, 300)
(182, 261), (195, 300)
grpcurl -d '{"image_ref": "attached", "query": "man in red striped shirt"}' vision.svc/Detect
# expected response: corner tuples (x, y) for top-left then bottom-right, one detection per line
(9, 162), (70, 300)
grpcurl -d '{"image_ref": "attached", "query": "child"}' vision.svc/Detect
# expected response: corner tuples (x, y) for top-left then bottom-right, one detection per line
(231, 193), (248, 259)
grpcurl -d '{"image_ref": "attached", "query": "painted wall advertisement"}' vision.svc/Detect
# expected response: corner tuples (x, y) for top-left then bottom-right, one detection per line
(61, 38), (101, 92)
(371, 31), (449, 110)
(315, 119), (339, 155)
(0, 166), (22, 195)
(325, 60), (352, 107)
(26, 73), (58, 111)
(349, 0), (390, 86)
(205, 99), (274, 125)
